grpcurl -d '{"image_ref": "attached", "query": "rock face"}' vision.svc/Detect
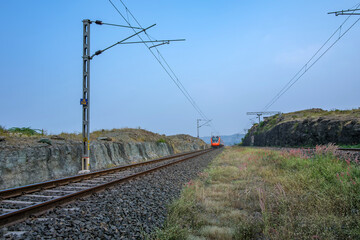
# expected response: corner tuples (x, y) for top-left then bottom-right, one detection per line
(167, 134), (207, 153)
(242, 108), (360, 147)
(0, 133), (206, 190)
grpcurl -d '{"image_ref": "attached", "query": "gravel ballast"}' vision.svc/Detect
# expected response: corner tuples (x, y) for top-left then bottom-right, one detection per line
(1, 148), (223, 239)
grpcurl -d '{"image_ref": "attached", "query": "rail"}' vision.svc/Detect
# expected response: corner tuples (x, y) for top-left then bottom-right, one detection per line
(0, 148), (215, 227)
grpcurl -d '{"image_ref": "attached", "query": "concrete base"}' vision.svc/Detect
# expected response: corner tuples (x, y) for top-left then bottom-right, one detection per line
(78, 170), (90, 174)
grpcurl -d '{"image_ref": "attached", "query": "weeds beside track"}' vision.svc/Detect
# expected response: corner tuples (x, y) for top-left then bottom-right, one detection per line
(153, 146), (360, 239)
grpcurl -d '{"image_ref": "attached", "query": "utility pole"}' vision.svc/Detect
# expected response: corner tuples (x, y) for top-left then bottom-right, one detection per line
(197, 119), (211, 138)
(246, 111), (281, 124)
(79, 19), (185, 173)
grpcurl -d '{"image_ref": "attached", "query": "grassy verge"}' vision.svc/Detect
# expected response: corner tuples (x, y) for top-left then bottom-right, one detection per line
(339, 144), (360, 149)
(152, 146), (360, 239)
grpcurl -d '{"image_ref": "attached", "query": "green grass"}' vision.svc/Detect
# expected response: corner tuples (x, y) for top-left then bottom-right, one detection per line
(157, 138), (167, 143)
(248, 108), (360, 135)
(0, 126), (45, 137)
(339, 144), (360, 149)
(151, 147), (360, 239)
(7, 127), (42, 136)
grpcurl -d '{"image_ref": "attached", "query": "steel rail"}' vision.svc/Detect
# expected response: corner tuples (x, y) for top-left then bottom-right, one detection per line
(0, 149), (209, 200)
(0, 148), (215, 227)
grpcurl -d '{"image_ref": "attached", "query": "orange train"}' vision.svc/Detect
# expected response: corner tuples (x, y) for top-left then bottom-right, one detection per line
(211, 136), (223, 148)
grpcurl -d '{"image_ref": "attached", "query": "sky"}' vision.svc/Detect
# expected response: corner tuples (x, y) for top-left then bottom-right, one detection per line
(0, 0), (359, 137)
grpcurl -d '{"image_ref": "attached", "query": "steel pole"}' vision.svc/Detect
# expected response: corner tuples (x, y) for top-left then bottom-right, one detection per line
(82, 19), (91, 172)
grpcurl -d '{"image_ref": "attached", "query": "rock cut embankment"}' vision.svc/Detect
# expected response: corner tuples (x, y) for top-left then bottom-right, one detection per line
(242, 108), (360, 147)
(0, 129), (207, 189)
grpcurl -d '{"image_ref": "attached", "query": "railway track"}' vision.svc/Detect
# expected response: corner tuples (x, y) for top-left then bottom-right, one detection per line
(0, 148), (214, 228)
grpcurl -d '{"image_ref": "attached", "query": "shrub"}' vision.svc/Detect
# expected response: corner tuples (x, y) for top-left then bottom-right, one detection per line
(157, 138), (167, 143)
(0, 125), (7, 135)
(8, 127), (41, 136)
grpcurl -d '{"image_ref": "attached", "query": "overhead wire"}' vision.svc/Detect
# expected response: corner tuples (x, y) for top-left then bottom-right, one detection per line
(117, 0), (211, 122)
(266, 17), (360, 111)
(263, 2), (360, 111)
(107, 0), (216, 132)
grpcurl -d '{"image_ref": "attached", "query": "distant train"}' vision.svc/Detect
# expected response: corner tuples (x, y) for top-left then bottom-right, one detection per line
(211, 136), (223, 148)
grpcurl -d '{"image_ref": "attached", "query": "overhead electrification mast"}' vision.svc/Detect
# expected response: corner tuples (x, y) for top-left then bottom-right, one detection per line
(246, 111), (281, 124)
(80, 19), (184, 173)
(328, 8), (360, 16)
(197, 119), (211, 138)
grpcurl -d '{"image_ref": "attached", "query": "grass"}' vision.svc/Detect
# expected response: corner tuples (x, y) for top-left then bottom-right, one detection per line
(6, 127), (43, 136)
(0, 126), (46, 137)
(157, 138), (167, 143)
(253, 108), (360, 132)
(282, 108), (360, 120)
(151, 146), (360, 239)
(339, 144), (360, 149)
(8, 127), (39, 136)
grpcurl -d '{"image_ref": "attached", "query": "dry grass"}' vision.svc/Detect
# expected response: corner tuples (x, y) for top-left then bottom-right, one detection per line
(1, 128), (206, 152)
(252, 108), (360, 135)
(152, 146), (360, 239)
(282, 108), (360, 120)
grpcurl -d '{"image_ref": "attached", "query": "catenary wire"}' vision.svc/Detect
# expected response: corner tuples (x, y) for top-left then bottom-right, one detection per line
(108, 0), (207, 119)
(117, 0), (211, 122)
(263, 2), (360, 111)
(266, 16), (360, 110)
(107, 0), (216, 132)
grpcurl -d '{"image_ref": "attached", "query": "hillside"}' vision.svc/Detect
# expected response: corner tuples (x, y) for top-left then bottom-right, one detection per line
(0, 128), (206, 154)
(201, 133), (245, 146)
(242, 108), (360, 147)
(0, 128), (207, 189)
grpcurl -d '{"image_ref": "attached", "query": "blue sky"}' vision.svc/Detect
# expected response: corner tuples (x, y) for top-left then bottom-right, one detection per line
(0, 0), (359, 137)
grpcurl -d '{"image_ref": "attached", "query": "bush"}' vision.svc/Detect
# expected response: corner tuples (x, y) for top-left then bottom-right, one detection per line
(157, 138), (167, 143)
(8, 127), (41, 136)
(0, 125), (7, 135)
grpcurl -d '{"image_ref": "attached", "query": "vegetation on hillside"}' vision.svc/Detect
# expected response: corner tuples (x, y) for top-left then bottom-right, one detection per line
(152, 146), (360, 239)
(0, 126), (44, 136)
(0, 125), (6, 135)
(251, 108), (359, 135)
(0, 127), (206, 152)
(242, 108), (360, 147)
(282, 108), (360, 119)
(57, 128), (162, 142)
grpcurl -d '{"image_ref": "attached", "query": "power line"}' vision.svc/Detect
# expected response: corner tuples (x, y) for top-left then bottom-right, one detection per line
(108, 0), (215, 132)
(263, 3), (360, 111)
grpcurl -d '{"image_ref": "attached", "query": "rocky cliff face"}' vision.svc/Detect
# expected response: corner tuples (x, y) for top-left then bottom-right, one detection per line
(242, 109), (360, 147)
(0, 129), (206, 190)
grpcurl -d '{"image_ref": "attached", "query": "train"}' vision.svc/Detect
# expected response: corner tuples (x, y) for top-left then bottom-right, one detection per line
(211, 136), (223, 148)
